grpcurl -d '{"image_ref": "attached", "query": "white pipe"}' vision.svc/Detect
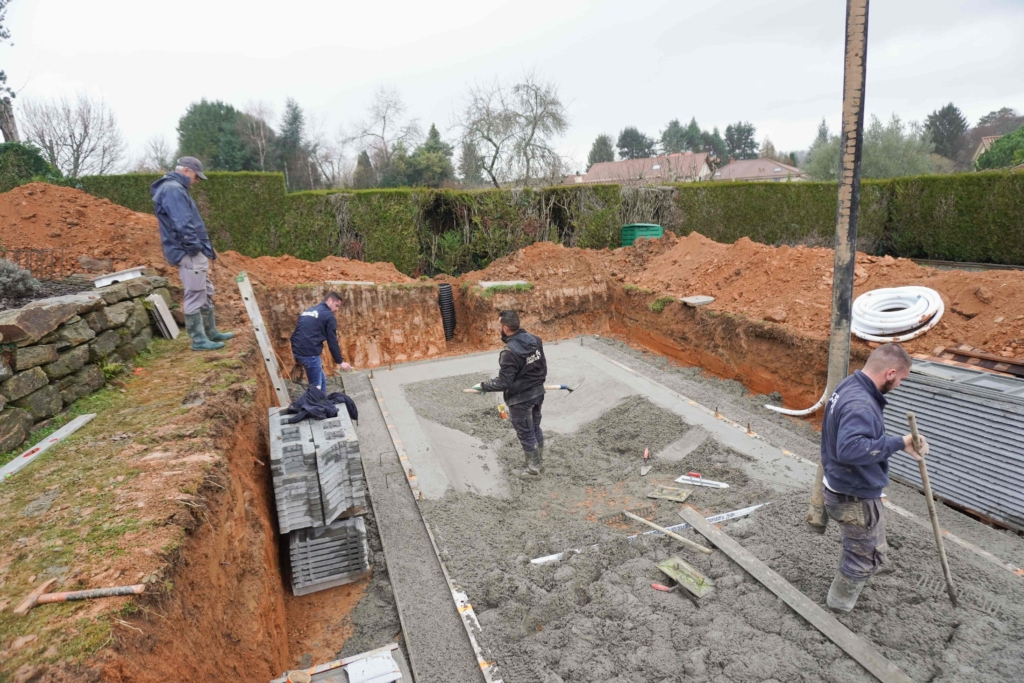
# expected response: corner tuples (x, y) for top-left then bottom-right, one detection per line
(851, 286), (944, 342)
(765, 389), (828, 417)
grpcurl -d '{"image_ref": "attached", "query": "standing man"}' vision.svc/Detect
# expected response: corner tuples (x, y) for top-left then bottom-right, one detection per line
(820, 343), (929, 612)
(151, 156), (234, 351)
(470, 310), (548, 479)
(290, 292), (351, 392)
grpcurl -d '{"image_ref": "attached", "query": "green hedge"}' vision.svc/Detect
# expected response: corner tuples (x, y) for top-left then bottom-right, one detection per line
(76, 170), (1024, 272)
(882, 171), (1024, 264)
(668, 180), (889, 249)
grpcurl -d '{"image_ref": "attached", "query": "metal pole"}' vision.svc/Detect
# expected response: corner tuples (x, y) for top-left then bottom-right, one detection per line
(807, 0), (870, 533)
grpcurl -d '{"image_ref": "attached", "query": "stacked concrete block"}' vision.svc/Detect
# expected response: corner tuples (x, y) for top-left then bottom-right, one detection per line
(289, 517), (370, 596)
(0, 276), (161, 453)
(268, 405), (369, 595)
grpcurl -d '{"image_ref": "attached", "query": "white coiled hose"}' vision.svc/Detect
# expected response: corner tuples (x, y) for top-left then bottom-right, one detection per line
(851, 286), (944, 343)
(765, 286), (944, 416)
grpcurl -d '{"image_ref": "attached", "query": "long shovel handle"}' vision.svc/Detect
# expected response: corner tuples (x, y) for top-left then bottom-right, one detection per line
(907, 412), (958, 606)
(622, 511), (713, 555)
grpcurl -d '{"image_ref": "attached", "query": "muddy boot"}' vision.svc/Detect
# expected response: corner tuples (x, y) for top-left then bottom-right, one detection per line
(520, 448), (541, 480)
(827, 571), (866, 613)
(185, 312), (225, 351)
(201, 306), (234, 341)
(537, 443), (546, 473)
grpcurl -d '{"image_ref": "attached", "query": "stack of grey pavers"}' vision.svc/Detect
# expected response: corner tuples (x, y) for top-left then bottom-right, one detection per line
(269, 406), (369, 596)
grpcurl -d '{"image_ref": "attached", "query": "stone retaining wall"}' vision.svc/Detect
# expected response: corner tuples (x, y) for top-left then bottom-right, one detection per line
(0, 276), (169, 452)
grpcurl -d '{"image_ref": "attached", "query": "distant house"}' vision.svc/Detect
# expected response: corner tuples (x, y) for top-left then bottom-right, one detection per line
(570, 152), (712, 185)
(972, 135), (1003, 163)
(712, 158), (807, 182)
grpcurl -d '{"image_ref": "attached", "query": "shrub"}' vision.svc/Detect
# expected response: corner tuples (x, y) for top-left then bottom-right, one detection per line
(975, 125), (1024, 170)
(0, 258), (43, 298)
(650, 296), (675, 313)
(0, 142), (62, 193)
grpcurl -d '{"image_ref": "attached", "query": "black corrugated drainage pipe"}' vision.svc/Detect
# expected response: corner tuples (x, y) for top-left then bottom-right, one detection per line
(438, 283), (456, 341)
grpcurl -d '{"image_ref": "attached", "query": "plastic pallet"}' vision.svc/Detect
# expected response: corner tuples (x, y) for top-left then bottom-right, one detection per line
(290, 517), (371, 596)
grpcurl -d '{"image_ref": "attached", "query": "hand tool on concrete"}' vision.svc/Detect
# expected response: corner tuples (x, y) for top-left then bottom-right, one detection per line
(675, 472), (729, 488)
(621, 510), (713, 555)
(14, 580), (145, 615)
(907, 412), (958, 607)
(651, 580), (702, 608)
(657, 556), (714, 598)
(599, 504), (655, 525)
(640, 447), (652, 476)
(647, 485), (692, 503)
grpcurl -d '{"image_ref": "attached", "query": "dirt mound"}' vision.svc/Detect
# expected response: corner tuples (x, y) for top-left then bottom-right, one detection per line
(462, 241), (607, 289)
(0, 183), (411, 292)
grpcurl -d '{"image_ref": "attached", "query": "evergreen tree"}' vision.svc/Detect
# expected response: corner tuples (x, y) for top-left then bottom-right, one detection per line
(701, 127), (728, 162)
(975, 124), (1024, 170)
(616, 127), (656, 160)
(925, 103), (968, 159)
(724, 121), (758, 160)
(660, 120), (686, 154)
(276, 98), (318, 190)
(459, 140), (484, 186)
(683, 117), (703, 152)
(352, 150), (375, 189)
(587, 134), (615, 169)
(176, 99), (256, 171)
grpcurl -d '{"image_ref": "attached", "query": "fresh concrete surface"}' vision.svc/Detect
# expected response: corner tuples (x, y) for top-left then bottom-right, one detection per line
(371, 341), (814, 501)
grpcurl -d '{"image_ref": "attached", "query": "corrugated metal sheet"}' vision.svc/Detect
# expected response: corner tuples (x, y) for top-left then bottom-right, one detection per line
(884, 361), (1024, 531)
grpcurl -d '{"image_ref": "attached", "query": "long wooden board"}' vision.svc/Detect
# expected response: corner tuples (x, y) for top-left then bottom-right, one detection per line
(235, 272), (290, 407)
(678, 506), (916, 683)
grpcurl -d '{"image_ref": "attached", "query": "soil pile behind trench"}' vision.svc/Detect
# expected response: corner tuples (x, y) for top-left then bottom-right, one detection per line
(409, 376), (1024, 682)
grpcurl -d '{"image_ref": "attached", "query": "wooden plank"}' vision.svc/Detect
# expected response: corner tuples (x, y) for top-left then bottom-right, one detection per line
(235, 272), (291, 407)
(677, 506), (916, 683)
(1, 414), (97, 483)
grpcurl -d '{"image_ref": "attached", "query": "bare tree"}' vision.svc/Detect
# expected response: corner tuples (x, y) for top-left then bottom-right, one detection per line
(133, 135), (173, 173)
(349, 86), (420, 170)
(454, 72), (569, 188)
(307, 113), (352, 189)
(240, 100), (275, 171)
(20, 94), (127, 177)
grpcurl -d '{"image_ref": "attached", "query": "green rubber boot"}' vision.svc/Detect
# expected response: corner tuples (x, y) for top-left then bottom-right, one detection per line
(201, 306), (234, 341)
(826, 571), (866, 613)
(185, 312), (225, 351)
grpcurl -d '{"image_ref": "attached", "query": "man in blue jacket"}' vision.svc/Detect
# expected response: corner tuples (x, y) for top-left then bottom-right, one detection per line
(290, 292), (351, 392)
(469, 310), (548, 479)
(150, 157), (233, 351)
(820, 343), (929, 612)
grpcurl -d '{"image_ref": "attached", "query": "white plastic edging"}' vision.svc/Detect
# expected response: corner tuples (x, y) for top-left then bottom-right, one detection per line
(0, 414), (96, 482)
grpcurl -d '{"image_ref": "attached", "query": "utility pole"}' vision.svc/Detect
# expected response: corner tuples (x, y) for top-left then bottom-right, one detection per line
(807, 0), (870, 533)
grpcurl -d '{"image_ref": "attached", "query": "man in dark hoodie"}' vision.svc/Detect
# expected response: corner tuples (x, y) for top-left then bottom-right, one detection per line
(290, 292), (351, 392)
(470, 310), (548, 479)
(150, 156), (233, 351)
(820, 343), (929, 612)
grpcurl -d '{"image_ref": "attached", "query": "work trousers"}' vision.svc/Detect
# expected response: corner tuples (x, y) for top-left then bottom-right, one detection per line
(294, 354), (326, 392)
(508, 395), (544, 453)
(824, 489), (888, 580)
(178, 253), (214, 315)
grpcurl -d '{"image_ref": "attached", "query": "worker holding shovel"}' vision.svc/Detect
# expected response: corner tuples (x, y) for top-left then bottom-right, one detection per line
(820, 343), (929, 612)
(467, 310), (548, 479)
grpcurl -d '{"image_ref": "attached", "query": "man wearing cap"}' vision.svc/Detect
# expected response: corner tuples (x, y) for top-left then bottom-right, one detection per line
(151, 156), (233, 351)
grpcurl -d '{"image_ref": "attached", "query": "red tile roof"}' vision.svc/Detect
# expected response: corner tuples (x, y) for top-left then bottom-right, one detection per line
(712, 158), (806, 181)
(580, 152), (710, 184)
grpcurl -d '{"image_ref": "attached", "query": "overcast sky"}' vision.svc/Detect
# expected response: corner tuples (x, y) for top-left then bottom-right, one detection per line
(5, 0), (1023, 172)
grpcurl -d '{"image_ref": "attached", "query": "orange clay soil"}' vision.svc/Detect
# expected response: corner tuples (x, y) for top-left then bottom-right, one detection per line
(0, 183), (410, 293)
(463, 233), (1024, 359)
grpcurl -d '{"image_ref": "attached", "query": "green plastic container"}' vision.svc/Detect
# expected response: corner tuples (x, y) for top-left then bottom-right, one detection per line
(621, 223), (664, 247)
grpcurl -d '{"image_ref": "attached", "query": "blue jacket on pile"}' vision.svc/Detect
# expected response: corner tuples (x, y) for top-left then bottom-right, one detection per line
(290, 302), (344, 364)
(151, 172), (216, 266)
(821, 370), (906, 499)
